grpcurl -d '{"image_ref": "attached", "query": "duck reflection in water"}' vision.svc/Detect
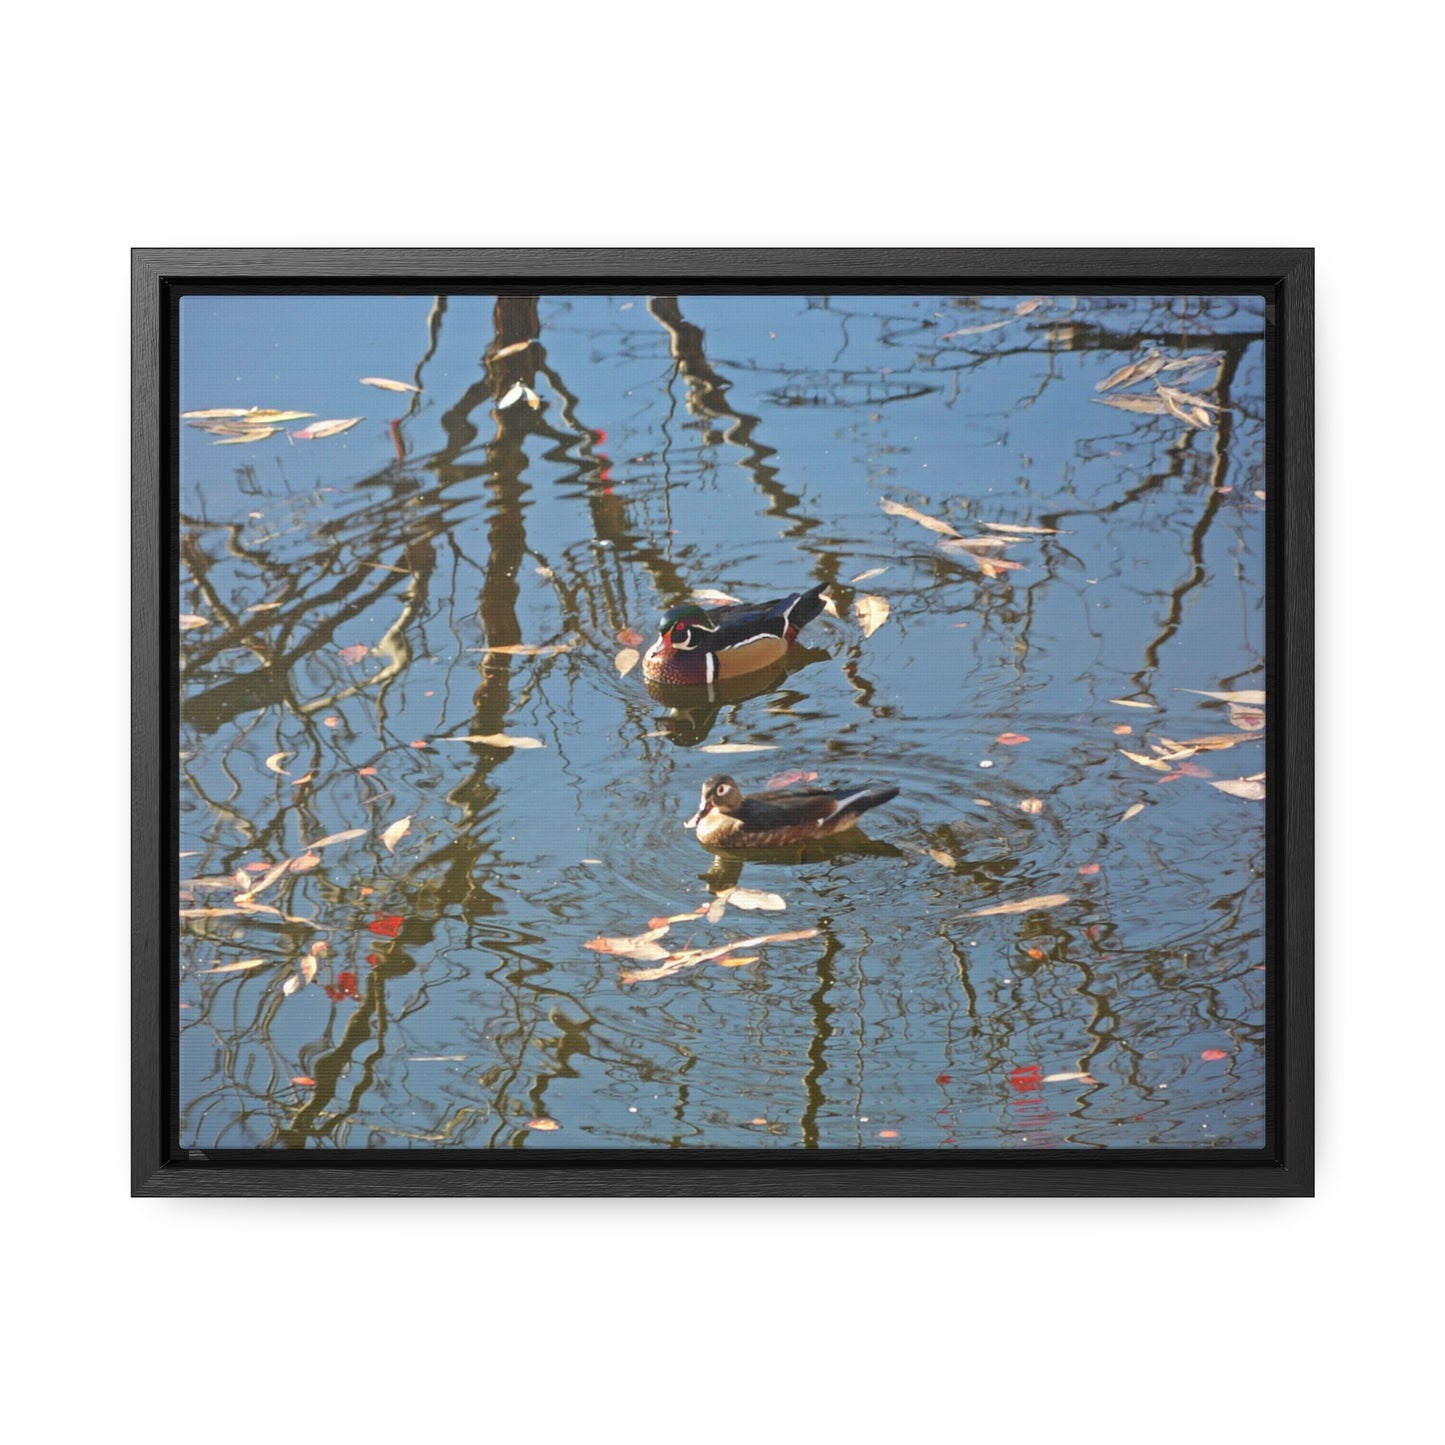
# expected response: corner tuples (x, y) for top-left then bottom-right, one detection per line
(644, 645), (830, 748)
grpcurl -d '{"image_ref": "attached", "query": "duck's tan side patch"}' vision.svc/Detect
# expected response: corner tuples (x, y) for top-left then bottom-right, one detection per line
(714, 634), (787, 680)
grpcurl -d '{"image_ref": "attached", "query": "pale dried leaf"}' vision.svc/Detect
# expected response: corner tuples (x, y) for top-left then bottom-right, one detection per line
(181, 407), (249, 418)
(855, 594), (891, 638)
(1095, 351), (1164, 393)
(698, 742), (778, 754)
(1018, 798), (1044, 815)
(880, 497), (960, 537)
(292, 417), (364, 441)
(585, 924), (671, 958)
(713, 955), (760, 968)
(975, 555), (1025, 578)
(939, 535), (1013, 551)
(1016, 298), (1046, 316)
(979, 521), (1061, 535)
(381, 816), (412, 853)
(287, 852), (322, 874)
(436, 734), (545, 748)
(359, 376), (420, 392)
(1212, 778), (1266, 800)
(235, 859), (291, 902)
(265, 752), (292, 775)
(691, 588), (744, 606)
(1156, 732), (1258, 754)
(202, 958), (267, 974)
(942, 319), (1012, 337)
(300, 953), (318, 984)
(963, 893), (1069, 918)
(726, 888), (786, 912)
(706, 893), (730, 924)
(620, 928), (819, 983)
(1041, 1071), (1098, 1084)
(179, 613), (210, 631)
(498, 381), (539, 410)
(1119, 802), (1146, 822)
(306, 828), (367, 850)
(243, 408), (315, 423)
(849, 567), (889, 583)
(214, 428), (277, 445)
(615, 647), (640, 677)
(527, 1118), (561, 1131)
(489, 339), (537, 361)
(282, 974), (302, 996)
(480, 642), (572, 655)
(928, 849), (957, 869)
(1119, 749), (1172, 772)
(1096, 393), (1172, 415)
(1109, 698), (1156, 709)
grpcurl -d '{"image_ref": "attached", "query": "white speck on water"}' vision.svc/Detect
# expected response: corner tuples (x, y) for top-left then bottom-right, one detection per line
(979, 759), (994, 768)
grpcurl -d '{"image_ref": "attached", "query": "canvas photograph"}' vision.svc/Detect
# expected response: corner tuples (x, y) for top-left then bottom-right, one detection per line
(167, 279), (1284, 1164)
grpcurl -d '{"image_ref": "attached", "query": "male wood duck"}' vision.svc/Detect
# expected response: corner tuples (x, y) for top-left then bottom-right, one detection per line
(642, 582), (829, 687)
(685, 774), (900, 850)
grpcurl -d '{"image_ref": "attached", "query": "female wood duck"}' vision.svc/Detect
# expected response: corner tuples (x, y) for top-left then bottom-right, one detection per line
(642, 582), (829, 687)
(685, 774), (900, 850)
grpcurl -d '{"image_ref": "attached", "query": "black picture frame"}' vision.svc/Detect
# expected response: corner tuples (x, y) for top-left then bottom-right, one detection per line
(136, 247), (1313, 1197)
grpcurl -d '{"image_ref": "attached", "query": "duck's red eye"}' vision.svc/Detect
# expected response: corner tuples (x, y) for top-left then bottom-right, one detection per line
(671, 623), (688, 641)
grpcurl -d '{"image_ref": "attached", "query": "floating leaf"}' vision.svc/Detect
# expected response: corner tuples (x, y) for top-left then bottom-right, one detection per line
(974, 555), (1025, 579)
(691, 588), (744, 606)
(855, 594), (891, 638)
(619, 928), (820, 984)
(1078, 863), (1101, 876)
(288, 852), (321, 874)
(409, 740), (429, 748)
(360, 377), (420, 392)
(1119, 749), (1172, 773)
(235, 859), (291, 902)
(436, 734), (545, 748)
(1095, 351), (1164, 393)
(713, 955), (760, 968)
(368, 914), (405, 938)
(1212, 778), (1265, 800)
(247, 600), (284, 612)
(179, 613), (210, 631)
(726, 888), (786, 912)
(282, 974), (302, 996)
(291, 417), (362, 440)
(1155, 732), (1258, 755)
(242, 408), (315, 423)
(307, 828), (367, 850)
(1119, 802), (1145, 823)
(849, 567), (889, 583)
(1016, 298), (1046, 316)
(939, 535), (1014, 551)
(1041, 1071), (1098, 1084)
(1109, 698), (1155, 709)
(698, 742), (778, 754)
(963, 894), (1069, 918)
(300, 953), (318, 984)
(202, 958), (267, 974)
(490, 339), (537, 361)
(1229, 703), (1266, 732)
(181, 407), (250, 418)
(497, 381), (540, 410)
(942, 319), (1012, 337)
(584, 925), (671, 959)
(615, 647), (640, 677)
(765, 769), (818, 790)
(880, 497), (960, 537)
(214, 428), (277, 445)
(479, 642), (572, 655)
(928, 849), (957, 869)
(527, 1118), (561, 1131)
(1096, 393), (1172, 416)
(1201, 1049), (1229, 1062)
(1181, 688), (1265, 705)
(996, 732), (1030, 746)
(1112, 724), (1133, 736)
(338, 643), (369, 665)
(322, 716), (340, 728)
(381, 816), (412, 853)
(617, 628), (644, 647)
(979, 522), (1060, 535)
(1018, 798), (1044, 815)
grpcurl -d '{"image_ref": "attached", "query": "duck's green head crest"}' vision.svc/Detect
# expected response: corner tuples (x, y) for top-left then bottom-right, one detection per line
(658, 602), (717, 637)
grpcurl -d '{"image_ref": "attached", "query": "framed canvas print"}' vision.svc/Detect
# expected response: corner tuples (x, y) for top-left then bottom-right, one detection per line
(135, 248), (1313, 1196)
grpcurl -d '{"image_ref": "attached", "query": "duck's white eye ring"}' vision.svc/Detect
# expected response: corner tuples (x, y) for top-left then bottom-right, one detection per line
(715, 784), (733, 800)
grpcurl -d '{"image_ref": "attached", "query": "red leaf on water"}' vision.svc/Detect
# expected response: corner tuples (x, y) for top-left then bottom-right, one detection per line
(1176, 761), (1214, 778)
(324, 970), (360, 1001)
(936, 1074), (952, 1085)
(358, 766), (378, 776)
(243, 860), (275, 872)
(323, 716), (340, 728)
(997, 732), (1031, 745)
(1009, 1065), (1042, 1091)
(368, 914), (404, 938)
(878, 1130), (899, 1139)
(1201, 1048), (1228, 1061)
(410, 739), (429, 749)
(1078, 863), (1101, 875)
(617, 628), (644, 647)
(1113, 724), (1133, 735)
(291, 1077), (315, 1087)
(366, 953), (381, 967)
(338, 644), (368, 665)
(1026, 948), (1045, 960)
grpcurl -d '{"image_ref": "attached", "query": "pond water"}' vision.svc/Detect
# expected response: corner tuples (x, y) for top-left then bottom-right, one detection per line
(177, 290), (1268, 1151)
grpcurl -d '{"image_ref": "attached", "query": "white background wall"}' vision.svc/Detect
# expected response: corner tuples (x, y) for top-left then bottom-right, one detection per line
(3, 5), (1429, 1441)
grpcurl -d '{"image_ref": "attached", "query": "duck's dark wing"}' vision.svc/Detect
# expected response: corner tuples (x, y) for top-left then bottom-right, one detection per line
(734, 787), (846, 829)
(709, 583), (827, 649)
